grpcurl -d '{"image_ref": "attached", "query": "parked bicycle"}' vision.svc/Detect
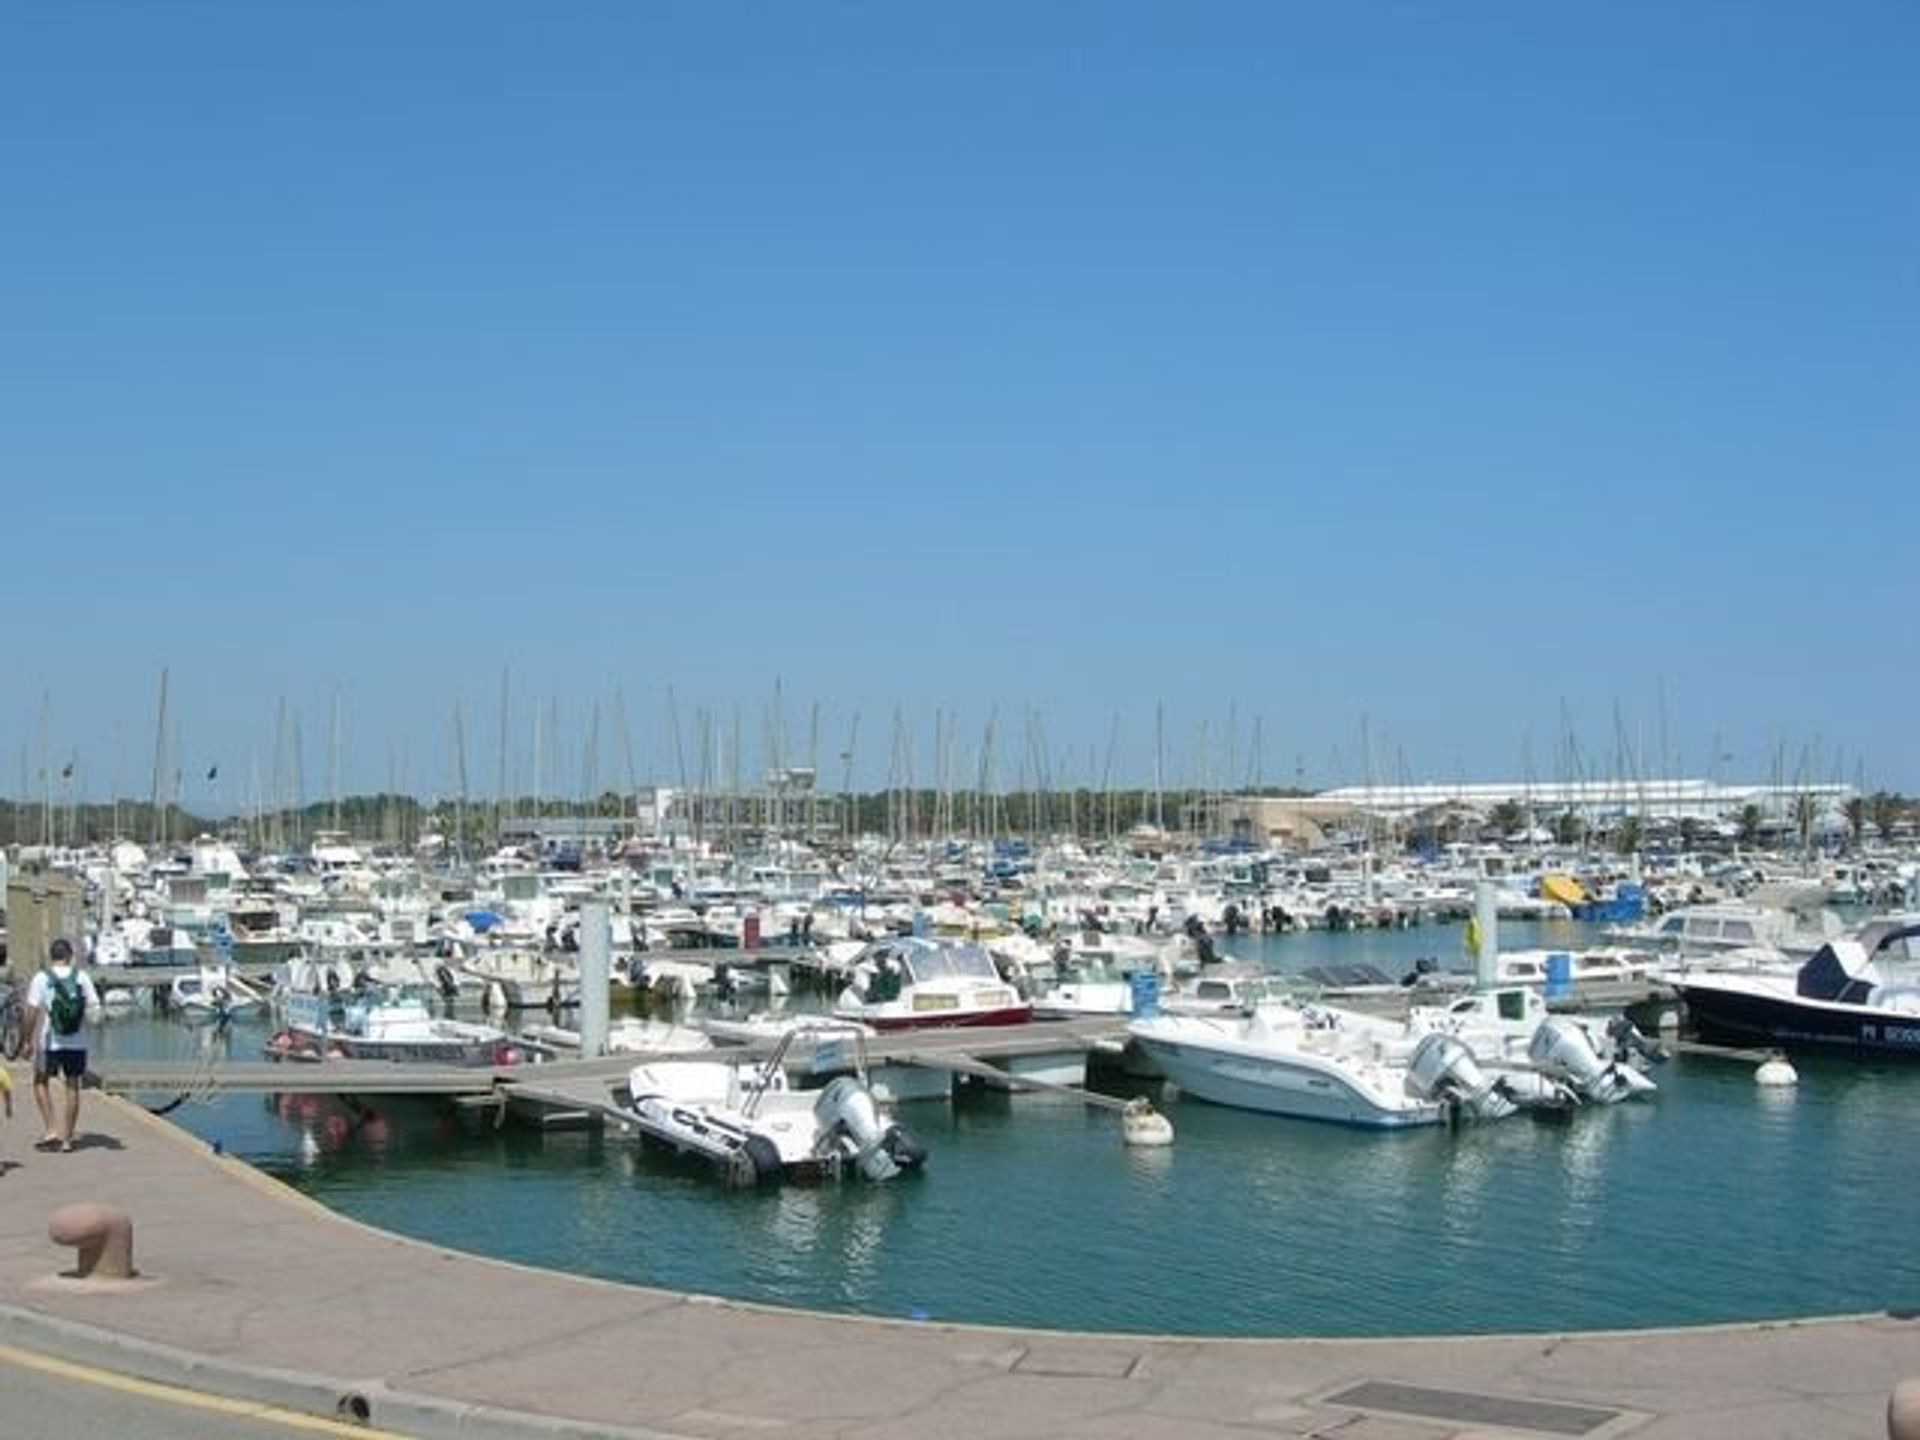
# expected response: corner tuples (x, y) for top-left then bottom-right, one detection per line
(0, 979), (26, 1062)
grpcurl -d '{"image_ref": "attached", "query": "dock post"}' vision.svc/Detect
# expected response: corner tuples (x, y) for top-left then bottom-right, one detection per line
(1474, 882), (1499, 990)
(579, 899), (611, 1059)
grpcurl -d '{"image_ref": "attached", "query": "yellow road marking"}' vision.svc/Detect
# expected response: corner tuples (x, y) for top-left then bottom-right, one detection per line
(0, 1341), (415, 1437)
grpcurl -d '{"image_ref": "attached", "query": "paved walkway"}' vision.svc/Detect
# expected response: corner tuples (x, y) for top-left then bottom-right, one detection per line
(0, 1079), (1914, 1439)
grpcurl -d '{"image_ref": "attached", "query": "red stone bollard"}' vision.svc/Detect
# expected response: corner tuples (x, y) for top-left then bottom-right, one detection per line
(47, 1202), (136, 1279)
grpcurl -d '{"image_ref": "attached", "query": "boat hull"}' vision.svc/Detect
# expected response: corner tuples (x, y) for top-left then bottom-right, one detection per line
(1130, 1035), (1441, 1129)
(268, 1027), (516, 1067)
(1678, 985), (1920, 1059)
(858, 1005), (1033, 1032)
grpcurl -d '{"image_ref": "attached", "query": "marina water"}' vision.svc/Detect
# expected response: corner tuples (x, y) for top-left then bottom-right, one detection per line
(104, 921), (1920, 1338)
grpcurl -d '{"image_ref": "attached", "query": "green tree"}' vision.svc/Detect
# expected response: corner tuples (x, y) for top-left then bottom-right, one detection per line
(1844, 796), (1867, 849)
(1870, 791), (1903, 842)
(1614, 814), (1644, 857)
(1736, 804), (1764, 848)
(1486, 800), (1525, 837)
(1792, 792), (1818, 852)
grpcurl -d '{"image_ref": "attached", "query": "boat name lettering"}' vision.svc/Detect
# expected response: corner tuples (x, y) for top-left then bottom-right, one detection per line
(1865, 1023), (1920, 1046)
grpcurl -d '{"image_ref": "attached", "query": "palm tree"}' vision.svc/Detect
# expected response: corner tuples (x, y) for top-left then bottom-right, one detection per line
(1870, 790), (1903, 842)
(1614, 814), (1644, 857)
(1844, 796), (1868, 850)
(1736, 804), (1764, 849)
(1792, 792), (1818, 853)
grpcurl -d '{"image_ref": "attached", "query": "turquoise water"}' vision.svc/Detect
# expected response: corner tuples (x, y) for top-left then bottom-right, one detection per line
(100, 924), (1920, 1337)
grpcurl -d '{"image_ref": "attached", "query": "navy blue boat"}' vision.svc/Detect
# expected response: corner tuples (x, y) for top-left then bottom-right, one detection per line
(1673, 920), (1920, 1057)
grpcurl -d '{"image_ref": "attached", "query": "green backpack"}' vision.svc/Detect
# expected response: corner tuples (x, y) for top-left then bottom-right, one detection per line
(48, 973), (86, 1036)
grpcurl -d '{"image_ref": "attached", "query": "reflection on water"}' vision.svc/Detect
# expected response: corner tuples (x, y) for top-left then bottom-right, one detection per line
(94, 938), (1920, 1338)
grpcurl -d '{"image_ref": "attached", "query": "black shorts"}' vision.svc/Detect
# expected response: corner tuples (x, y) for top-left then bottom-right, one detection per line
(38, 1049), (86, 1080)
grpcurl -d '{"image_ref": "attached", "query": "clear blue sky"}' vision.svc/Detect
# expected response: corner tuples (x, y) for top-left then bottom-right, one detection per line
(3, 3), (1915, 807)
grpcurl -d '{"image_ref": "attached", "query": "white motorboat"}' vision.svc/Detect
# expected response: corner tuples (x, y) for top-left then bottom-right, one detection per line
(1607, 889), (1844, 961)
(1160, 962), (1291, 1016)
(620, 956), (713, 1004)
(519, 1018), (716, 1056)
(1491, 946), (1659, 990)
(619, 1025), (927, 1185)
(166, 966), (269, 1021)
(1127, 1001), (1550, 1129)
(834, 938), (1030, 1030)
(265, 988), (527, 1066)
(697, 1012), (876, 1046)
(1013, 948), (1142, 1018)
(461, 947), (581, 1011)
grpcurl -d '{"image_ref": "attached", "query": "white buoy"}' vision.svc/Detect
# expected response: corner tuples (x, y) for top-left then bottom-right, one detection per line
(1122, 1098), (1174, 1147)
(1655, 1008), (1682, 1033)
(1755, 1053), (1798, 1087)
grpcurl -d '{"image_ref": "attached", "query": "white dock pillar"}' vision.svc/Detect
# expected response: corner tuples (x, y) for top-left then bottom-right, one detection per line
(1473, 882), (1499, 990)
(579, 900), (611, 1059)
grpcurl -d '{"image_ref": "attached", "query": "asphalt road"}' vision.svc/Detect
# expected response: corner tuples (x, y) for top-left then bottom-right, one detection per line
(0, 1342), (420, 1440)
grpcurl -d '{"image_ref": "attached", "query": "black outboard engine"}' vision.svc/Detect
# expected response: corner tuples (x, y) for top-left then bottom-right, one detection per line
(1606, 1014), (1668, 1065)
(883, 1124), (929, 1173)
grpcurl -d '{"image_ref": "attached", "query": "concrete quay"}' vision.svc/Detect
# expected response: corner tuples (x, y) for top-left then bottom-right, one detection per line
(1, 1075), (1915, 1440)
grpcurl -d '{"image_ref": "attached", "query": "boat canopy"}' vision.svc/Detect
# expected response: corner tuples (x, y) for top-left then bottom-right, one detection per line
(1797, 923), (1920, 1004)
(1796, 940), (1880, 1004)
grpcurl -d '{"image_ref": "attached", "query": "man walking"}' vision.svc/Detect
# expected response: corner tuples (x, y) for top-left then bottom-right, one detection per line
(27, 938), (99, 1153)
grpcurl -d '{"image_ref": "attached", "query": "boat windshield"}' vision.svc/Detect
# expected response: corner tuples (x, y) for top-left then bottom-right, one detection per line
(898, 942), (1000, 985)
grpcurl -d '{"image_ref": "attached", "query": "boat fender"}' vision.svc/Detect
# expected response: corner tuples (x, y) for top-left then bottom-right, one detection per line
(731, 1133), (783, 1187)
(1755, 1052), (1798, 1088)
(1120, 1098), (1174, 1147)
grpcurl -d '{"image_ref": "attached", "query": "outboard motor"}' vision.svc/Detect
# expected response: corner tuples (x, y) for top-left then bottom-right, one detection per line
(1528, 1016), (1608, 1091)
(1529, 1017), (1658, 1104)
(881, 1123), (929, 1172)
(1406, 1032), (1516, 1122)
(1606, 1014), (1668, 1065)
(813, 1076), (925, 1181)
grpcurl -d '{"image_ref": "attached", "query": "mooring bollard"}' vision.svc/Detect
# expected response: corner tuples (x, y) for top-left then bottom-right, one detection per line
(1891, 1377), (1920, 1440)
(48, 1202), (136, 1280)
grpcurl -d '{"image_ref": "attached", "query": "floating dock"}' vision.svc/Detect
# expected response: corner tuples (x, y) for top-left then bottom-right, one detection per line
(98, 1016), (1130, 1125)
